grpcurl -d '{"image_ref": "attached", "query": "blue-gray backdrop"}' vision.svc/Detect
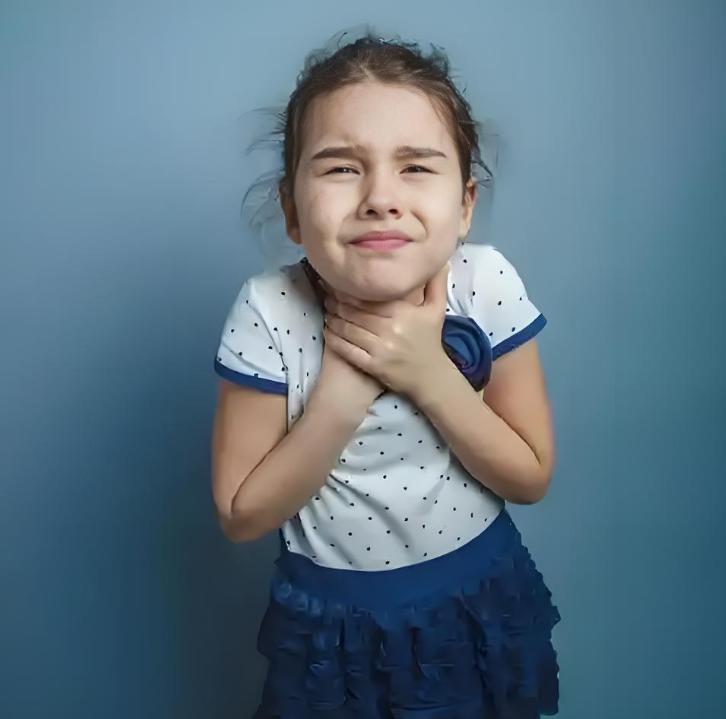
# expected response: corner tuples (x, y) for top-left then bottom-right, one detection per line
(2, 1), (725, 717)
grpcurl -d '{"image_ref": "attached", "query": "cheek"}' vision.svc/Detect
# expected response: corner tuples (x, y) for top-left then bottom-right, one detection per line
(414, 184), (461, 217)
(303, 188), (345, 231)
(416, 204), (463, 238)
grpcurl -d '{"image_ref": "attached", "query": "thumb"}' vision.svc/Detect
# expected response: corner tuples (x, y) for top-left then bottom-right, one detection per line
(423, 261), (451, 310)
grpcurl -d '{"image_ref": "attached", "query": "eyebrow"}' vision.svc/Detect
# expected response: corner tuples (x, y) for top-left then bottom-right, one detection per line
(309, 144), (448, 162)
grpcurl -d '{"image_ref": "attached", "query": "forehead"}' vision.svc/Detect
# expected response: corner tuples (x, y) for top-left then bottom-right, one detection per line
(301, 81), (455, 155)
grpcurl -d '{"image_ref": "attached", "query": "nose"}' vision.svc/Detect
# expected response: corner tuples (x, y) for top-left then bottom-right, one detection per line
(357, 169), (402, 219)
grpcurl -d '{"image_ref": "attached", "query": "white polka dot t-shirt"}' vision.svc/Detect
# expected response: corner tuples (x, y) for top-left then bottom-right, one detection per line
(213, 242), (547, 570)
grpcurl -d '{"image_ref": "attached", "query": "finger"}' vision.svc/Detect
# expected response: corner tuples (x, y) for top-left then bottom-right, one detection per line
(329, 313), (383, 366)
(423, 261), (451, 308)
(334, 290), (364, 308)
(324, 324), (373, 372)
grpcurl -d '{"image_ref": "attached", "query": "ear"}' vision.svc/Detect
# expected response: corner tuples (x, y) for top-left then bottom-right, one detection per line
(458, 177), (478, 239)
(280, 182), (302, 245)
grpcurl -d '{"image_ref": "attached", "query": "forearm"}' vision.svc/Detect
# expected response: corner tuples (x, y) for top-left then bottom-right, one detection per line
(411, 359), (546, 505)
(226, 390), (368, 542)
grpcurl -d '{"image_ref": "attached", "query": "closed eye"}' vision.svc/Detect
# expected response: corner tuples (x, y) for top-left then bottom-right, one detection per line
(325, 165), (433, 175)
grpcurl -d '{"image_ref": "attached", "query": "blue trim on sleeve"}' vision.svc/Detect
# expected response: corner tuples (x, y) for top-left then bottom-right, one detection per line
(492, 313), (547, 360)
(213, 358), (288, 395)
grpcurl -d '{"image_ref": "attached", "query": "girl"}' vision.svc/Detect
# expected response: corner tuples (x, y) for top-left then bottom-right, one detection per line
(212, 27), (561, 718)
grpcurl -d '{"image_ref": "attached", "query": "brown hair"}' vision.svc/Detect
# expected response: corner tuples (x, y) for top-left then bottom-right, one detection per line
(276, 29), (494, 207)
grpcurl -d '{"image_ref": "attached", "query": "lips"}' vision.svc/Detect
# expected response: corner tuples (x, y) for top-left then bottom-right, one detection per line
(351, 230), (412, 244)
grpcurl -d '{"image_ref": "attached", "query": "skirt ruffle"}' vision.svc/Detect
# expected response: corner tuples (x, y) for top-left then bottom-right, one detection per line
(253, 515), (561, 718)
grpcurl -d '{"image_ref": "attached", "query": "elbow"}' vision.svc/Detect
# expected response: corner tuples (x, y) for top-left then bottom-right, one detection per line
(508, 482), (548, 506)
(521, 482), (549, 505)
(521, 465), (553, 505)
(218, 514), (250, 543)
(506, 460), (552, 505)
(214, 482), (268, 543)
(520, 447), (554, 504)
(217, 508), (265, 543)
(218, 503), (281, 543)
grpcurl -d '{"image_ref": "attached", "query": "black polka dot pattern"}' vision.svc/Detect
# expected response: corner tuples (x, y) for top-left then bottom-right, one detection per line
(213, 244), (545, 569)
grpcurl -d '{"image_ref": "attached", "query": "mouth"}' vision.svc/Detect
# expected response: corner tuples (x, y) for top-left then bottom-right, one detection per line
(350, 231), (412, 251)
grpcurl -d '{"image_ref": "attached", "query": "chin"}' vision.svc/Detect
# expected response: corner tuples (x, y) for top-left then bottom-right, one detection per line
(353, 282), (421, 303)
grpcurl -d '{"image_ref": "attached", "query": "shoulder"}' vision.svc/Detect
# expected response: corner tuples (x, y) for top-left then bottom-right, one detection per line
(454, 241), (529, 312)
(230, 261), (303, 313)
(458, 242), (520, 284)
(455, 242), (546, 360)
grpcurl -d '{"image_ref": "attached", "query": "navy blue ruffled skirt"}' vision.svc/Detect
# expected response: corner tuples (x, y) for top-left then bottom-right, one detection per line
(252, 508), (561, 718)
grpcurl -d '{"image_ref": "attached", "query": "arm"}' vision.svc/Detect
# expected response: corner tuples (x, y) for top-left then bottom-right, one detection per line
(216, 387), (369, 543)
(411, 338), (555, 504)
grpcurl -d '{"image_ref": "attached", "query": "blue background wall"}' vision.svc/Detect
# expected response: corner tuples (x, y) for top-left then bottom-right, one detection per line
(2, 1), (725, 717)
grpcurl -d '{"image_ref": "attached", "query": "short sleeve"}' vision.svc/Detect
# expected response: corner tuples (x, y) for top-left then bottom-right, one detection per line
(467, 244), (547, 360)
(212, 276), (288, 395)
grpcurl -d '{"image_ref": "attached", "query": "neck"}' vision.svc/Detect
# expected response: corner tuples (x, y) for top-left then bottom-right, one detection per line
(357, 285), (425, 306)
(307, 262), (425, 307)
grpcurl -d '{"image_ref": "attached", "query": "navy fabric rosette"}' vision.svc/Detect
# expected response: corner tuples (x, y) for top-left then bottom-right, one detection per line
(441, 314), (493, 391)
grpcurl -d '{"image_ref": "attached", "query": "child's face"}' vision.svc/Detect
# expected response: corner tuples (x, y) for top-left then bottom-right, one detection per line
(282, 81), (477, 304)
